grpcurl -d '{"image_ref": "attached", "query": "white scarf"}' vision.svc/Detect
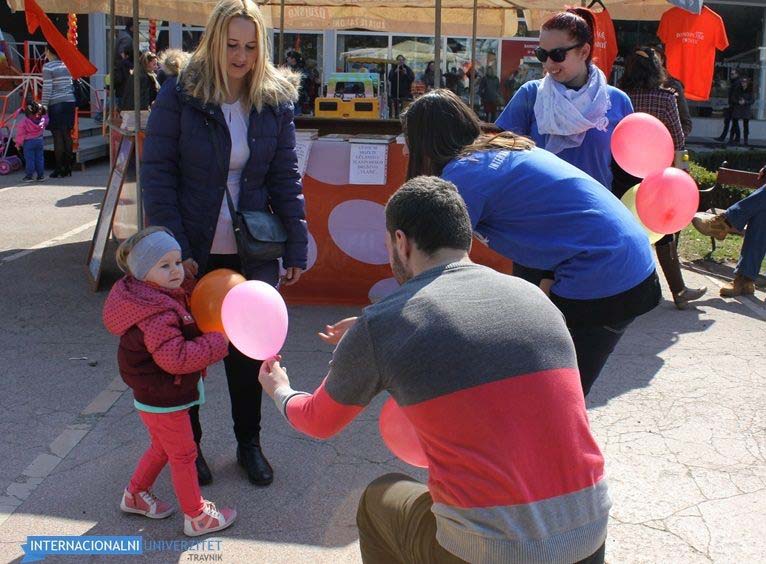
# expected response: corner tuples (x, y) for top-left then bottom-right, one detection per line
(533, 64), (611, 154)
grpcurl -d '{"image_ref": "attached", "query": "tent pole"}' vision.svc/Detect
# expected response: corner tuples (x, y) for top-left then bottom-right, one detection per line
(279, 0), (286, 64)
(133, 0), (143, 229)
(434, 0), (442, 88)
(469, 0), (478, 110)
(108, 0), (115, 147)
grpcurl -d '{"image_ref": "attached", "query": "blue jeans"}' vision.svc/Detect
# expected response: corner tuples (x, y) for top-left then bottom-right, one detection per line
(726, 185), (766, 279)
(23, 138), (45, 178)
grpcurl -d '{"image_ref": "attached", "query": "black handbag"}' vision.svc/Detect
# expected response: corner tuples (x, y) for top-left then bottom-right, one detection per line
(208, 119), (287, 269)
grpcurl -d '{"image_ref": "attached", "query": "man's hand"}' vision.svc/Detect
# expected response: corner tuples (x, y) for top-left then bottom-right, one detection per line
(280, 267), (303, 286)
(182, 258), (199, 278)
(758, 165), (766, 181)
(258, 355), (289, 398)
(318, 316), (358, 345)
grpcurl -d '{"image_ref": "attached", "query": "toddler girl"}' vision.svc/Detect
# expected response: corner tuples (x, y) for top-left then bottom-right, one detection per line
(103, 226), (236, 536)
(15, 101), (48, 183)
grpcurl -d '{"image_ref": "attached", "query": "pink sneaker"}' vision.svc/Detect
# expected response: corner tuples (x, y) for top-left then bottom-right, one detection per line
(184, 500), (237, 537)
(120, 489), (174, 519)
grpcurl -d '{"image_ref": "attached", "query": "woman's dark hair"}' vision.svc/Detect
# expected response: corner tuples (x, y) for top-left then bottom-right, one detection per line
(385, 176), (472, 255)
(286, 50), (304, 68)
(541, 8), (595, 64)
(401, 89), (534, 179)
(619, 46), (667, 91)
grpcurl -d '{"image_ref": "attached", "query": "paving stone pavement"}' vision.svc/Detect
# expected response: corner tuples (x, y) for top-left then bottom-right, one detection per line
(0, 167), (764, 563)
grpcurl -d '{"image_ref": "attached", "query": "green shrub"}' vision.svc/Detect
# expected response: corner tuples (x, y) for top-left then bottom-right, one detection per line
(688, 160), (757, 211)
(689, 149), (766, 173)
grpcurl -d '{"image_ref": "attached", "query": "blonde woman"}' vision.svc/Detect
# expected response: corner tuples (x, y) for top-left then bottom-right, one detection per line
(142, 0), (308, 488)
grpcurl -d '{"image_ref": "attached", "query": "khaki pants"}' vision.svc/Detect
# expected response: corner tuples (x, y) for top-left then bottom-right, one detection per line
(356, 473), (607, 564)
(356, 473), (467, 564)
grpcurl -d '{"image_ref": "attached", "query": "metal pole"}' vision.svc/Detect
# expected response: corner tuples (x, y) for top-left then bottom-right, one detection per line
(132, 0), (143, 229)
(758, 8), (766, 120)
(108, 0), (115, 128)
(434, 0), (442, 88)
(279, 0), (286, 64)
(469, 0), (478, 109)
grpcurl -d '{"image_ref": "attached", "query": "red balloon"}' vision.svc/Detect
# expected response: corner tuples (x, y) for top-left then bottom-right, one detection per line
(635, 168), (700, 234)
(379, 398), (428, 468)
(611, 112), (674, 178)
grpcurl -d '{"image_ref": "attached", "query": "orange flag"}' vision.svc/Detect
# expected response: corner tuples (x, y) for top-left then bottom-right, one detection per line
(24, 0), (97, 79)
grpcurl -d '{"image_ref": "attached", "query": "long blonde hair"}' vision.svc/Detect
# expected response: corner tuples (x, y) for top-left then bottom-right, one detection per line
(180, 0), (298, 111)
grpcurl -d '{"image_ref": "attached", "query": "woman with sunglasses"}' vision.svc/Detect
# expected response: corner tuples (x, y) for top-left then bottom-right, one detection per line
(401, 89), (661, 398)
(496, 8), (632, 191)
(618, 46), (707, 310)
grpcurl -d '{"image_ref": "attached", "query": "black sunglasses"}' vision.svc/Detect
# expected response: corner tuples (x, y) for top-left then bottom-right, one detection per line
(534, 43), (585, 63)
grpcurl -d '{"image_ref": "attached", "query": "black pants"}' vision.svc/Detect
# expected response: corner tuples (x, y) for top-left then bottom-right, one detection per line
(569, 320), (633, 396)
(189, 253), (279, 445)
(513, 264), (632, 396)
(730, 118), (750, 143)
(52, 128), (73, 171)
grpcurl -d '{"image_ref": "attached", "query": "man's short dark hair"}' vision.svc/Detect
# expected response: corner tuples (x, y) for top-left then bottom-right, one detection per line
(385, 176), (472, 255)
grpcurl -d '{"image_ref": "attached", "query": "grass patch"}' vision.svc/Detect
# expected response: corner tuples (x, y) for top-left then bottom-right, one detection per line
(679, 224), (766, 275)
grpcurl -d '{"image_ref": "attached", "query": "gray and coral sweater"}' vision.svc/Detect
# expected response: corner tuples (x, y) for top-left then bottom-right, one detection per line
(275, 262), (611, 564)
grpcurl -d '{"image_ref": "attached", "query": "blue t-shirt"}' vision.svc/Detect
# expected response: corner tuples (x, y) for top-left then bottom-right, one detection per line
(442, 147), (655, 300)
(495, 80), (633, 190)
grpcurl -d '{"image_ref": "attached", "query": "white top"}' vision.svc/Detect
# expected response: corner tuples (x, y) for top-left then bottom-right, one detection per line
(211, 100), (251, 255)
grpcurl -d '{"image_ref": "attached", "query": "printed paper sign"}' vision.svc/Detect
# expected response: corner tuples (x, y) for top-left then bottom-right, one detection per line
(295, 139), (313, 177)
(349, 143), (388, 185)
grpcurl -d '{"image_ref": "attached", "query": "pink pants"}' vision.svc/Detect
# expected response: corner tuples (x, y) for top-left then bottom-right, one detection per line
(128, 409), (205, 517)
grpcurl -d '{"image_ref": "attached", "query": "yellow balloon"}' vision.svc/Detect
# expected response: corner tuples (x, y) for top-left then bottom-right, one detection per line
(621, 185), (664, 245)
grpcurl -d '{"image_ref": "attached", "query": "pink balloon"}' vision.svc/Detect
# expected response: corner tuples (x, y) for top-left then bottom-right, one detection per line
(635, 168), (700, 234)
(611, 113), (674, 178)
(379, 398), (428, 468)
(221, 281), (288, 360)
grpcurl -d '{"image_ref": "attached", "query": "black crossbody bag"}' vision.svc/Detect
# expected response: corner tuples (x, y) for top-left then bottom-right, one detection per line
(207, 118), (287, 271)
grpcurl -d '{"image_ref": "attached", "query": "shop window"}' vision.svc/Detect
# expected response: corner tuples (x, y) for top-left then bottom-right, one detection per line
(336, 33), (388, 75)
(274, 32), (323, 73)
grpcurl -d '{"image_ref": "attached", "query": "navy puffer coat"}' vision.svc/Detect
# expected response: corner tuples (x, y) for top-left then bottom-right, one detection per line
(141, 76), (308, 276)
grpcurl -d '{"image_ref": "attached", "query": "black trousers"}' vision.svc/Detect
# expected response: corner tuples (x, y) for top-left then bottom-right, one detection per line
(51, 128), (73, 171)
(189, 253), (279, 445)
(512, 264), (633, 396)
(569, 320), (633, 396)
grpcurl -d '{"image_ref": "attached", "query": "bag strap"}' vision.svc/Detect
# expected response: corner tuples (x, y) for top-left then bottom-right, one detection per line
(206, 117), (249, 273)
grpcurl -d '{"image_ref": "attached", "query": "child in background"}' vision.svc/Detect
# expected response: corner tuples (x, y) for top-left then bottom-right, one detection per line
(15, 101), (48, 183)
(102, 226), (236, 537)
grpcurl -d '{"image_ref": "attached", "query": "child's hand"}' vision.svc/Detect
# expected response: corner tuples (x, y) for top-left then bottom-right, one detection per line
(318, 316), (358, 345)
(258, 355), (287, 398)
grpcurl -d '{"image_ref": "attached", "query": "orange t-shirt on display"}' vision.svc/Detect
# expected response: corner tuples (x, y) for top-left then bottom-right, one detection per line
(657, 6), (729, 101)
(591, 9), (618, 80)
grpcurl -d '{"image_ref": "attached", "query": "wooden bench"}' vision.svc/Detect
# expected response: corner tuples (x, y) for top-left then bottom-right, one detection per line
(698, 161), (762, 253)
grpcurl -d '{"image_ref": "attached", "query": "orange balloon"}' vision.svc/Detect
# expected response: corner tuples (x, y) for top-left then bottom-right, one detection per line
(190, 269), (246, 333)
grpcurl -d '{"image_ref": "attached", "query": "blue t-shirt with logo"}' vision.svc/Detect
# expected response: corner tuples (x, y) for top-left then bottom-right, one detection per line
(495, 79), (633, 190)
(442, 147), (655, 300)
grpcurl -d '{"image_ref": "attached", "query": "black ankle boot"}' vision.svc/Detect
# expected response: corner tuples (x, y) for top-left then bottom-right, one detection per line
(49, 168), (63, 178)
(195, 444), (213, 486)
(236, 439), (273, 486)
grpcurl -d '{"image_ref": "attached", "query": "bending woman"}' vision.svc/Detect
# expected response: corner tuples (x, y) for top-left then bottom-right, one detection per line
(402, 89), (660, 396)
(142, 0), (308, 487)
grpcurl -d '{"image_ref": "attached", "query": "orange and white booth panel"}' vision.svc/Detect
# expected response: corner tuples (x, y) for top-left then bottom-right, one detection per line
(281, 140), (513, 306)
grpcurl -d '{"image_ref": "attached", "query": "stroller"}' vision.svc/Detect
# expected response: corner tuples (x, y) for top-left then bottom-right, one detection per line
(0, 109), (23, 175)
